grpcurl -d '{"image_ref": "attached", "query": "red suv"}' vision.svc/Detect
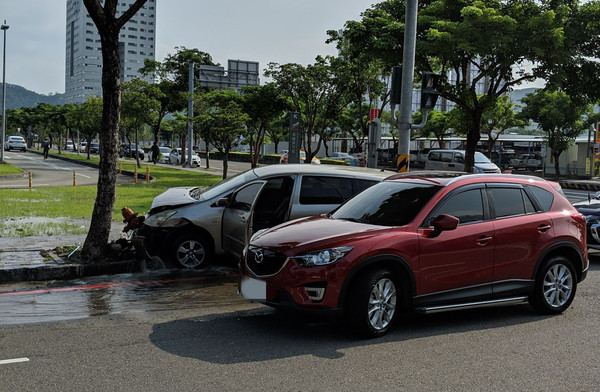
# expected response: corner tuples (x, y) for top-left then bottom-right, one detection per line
(240, 173), (588, 337)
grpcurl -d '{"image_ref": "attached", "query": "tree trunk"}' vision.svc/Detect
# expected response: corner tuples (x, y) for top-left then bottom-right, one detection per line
(465, 110), (483, 173)
(82, 25), (121, 260)
(553, 151), (561, 177)
(222, 149), (229, 179)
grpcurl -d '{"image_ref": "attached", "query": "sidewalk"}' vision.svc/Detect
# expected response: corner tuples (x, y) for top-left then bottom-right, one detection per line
(0, 222), (132, 283)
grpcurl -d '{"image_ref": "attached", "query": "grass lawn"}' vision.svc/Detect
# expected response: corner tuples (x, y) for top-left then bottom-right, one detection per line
(0, 162), (24, 176)
(0, 151), (223, 237)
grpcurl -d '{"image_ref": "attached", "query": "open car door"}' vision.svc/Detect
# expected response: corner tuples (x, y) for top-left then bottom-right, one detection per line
(221, 181), (268, 259)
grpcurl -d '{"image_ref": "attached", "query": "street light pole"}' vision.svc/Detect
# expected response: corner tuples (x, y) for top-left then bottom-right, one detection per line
(1, 21), (8, 164)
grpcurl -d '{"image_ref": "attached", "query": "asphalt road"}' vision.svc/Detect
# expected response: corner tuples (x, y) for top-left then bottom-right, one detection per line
(0, 256), (599, 391)
(0, 150), (104, 188)
(0, 150), (254, 189)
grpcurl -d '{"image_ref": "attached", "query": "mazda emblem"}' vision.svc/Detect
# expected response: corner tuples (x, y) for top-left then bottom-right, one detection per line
(252, 249), (264, 264)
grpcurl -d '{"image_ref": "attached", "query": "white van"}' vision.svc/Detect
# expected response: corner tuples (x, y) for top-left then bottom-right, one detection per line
(425, 150), (500, 173)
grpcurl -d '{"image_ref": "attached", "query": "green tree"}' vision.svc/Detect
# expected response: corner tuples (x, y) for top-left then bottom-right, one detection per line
(241, 83), (287, 168)
(197, 90), (248, 178)
(265, 56), (349, 163)
(82, 0), (148, 260)
(120, 79), (160, 167)
(480, 95), (528, 156)
(519, 90), (588, 177)
(139, 47), (216, 142)
(413, 109), (451, 149)
(69, 97), (103, 160)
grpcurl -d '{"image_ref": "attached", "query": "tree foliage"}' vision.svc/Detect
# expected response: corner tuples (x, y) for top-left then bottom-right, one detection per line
(519, 89), (588, 177)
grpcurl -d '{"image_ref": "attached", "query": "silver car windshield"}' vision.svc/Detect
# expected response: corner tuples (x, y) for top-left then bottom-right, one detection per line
(190, 170), (257, 200)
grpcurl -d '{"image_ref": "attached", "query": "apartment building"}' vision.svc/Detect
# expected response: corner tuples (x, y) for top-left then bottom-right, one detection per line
(65, 0), (156, 104)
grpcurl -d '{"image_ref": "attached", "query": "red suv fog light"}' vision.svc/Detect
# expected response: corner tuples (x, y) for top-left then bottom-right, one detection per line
(304, 287), (326, 301)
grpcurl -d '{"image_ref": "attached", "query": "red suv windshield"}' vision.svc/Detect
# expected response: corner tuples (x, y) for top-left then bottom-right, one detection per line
(331, 181), (442, 226)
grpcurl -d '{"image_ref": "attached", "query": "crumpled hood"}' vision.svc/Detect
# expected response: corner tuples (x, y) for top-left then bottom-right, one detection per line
(150, 187), (199, 209)
(251, 215), (389, 254)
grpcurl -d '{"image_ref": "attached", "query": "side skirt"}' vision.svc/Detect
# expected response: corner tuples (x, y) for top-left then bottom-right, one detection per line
(415, 296), (529, 314)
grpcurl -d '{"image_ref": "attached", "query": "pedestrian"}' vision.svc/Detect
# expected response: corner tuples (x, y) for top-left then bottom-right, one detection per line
(43, 140), (50, 159)
(151, 141), (160, 164)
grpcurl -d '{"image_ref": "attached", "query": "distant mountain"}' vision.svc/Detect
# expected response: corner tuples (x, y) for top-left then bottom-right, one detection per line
(0, 83), (65, 109)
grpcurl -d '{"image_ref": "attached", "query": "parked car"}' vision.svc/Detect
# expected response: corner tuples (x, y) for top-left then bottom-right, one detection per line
(240, 172), (588, 337)
(412, 148), (432, 167)
(328, 152), (355, 162)
(4, 136), (27, 151)
(157, 146), (172, 163)
(65, 141), (76, 151)
(133, 165), (388, 269)
(119, 143), (143, 159)
(168, 148), (201, 166)
(509, 153), (542, 171)
(280, 150), (321, 164)
(89, 143), (100, 154)
(573, 191), (600, 250)
(425, 150), (501, 173)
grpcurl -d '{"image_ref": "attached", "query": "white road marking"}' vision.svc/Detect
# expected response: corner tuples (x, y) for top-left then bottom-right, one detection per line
(0, 358), (29, 365)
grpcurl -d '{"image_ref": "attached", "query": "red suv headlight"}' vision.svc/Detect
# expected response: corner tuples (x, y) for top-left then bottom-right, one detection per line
(294, 246), (353, 266)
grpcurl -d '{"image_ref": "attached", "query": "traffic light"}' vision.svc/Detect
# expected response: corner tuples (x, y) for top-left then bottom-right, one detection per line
(420, 72), (440, 110)
(390, 66), (403, 105)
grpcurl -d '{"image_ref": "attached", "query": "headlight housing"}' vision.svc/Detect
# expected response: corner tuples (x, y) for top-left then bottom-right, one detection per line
(295, 246), (353, 267)
(143, 209), (177, 227)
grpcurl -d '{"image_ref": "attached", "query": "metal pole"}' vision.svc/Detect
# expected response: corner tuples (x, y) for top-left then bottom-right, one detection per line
(1, 21), (9, 164)
(187, 62), (194, 167)
(396, 0), (418, 172)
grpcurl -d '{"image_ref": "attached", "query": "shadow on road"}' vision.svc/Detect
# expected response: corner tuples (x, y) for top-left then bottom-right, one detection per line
(149, 303), (545, 364)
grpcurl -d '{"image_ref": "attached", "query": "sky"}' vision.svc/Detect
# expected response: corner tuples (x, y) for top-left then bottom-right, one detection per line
(0, 0), (377, 95)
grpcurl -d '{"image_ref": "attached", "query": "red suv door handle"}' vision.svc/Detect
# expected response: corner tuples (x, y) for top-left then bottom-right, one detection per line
(477, 235), (493, 246)
(537, 224), (552, 233)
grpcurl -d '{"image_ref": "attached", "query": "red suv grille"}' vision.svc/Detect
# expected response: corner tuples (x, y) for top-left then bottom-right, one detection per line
(246, 246), (288, 276)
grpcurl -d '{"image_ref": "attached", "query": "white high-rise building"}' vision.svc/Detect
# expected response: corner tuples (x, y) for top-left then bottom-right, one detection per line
(65, 0), (156, 104)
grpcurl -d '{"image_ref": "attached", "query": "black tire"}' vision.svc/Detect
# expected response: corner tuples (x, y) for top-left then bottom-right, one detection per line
(168, 233), (212, 269)
(347, 268), (398, 338)
(529, 256), (577, 315)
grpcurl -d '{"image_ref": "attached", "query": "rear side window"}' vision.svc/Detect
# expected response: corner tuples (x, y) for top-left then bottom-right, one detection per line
(527, 185), (554, 212)
(300, 176), (354, 205)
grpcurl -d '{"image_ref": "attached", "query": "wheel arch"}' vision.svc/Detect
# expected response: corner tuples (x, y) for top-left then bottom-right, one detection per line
(338, 255), (416, 310)
(534, 241), (585, 282)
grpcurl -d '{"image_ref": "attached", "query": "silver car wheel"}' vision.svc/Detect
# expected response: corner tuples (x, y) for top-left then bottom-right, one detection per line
(368, 278), (397, 331)
(543, 264), (573, 308)
(176, 239), (206, 268)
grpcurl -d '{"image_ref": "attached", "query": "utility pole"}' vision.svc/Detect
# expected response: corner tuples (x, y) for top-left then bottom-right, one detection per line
(395, 0), (417, 173)
(187, 62), (194, 166)
(1, 21), (9, 164)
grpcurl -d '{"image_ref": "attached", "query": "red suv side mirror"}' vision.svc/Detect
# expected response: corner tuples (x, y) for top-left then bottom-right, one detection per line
(429, 214), (460, 238)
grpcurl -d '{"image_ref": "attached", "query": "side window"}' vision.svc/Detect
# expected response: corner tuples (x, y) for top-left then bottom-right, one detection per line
(440, 152), (453, 162)
(429, 189), (484, 225)
(428, 151), (441, 162)
(488, 188), (527, 218)
(527, 185), (554, 212)
(299, 176), (353, 205)
(355, 179), (379, 194)
(454, 154), (465, 164)
(230, 183), (265, 211)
